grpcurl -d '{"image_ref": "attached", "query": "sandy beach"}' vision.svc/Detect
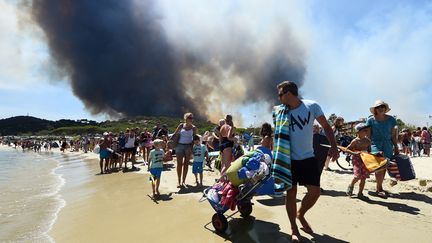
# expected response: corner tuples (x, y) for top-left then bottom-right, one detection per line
(43, 149), (432, 243)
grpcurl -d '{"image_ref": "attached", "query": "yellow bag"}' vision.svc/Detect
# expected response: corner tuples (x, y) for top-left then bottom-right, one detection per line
(359, 153), (388, 173)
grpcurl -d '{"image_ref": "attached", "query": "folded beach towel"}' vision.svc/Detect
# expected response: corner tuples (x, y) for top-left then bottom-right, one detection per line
(271, 105), (292, 195)
(219, 182), (239, 211)
(360, 152), (388, 173)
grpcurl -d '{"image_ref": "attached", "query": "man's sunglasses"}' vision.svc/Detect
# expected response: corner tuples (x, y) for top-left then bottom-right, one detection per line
(278, 91), (287, 98)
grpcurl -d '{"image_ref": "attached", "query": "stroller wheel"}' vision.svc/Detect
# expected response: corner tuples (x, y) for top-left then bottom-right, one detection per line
(212, 213), (228, 233)
(238, 203), (253, 217)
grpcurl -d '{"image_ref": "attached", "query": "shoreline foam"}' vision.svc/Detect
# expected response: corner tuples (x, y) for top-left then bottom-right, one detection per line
(0, 146), (67, 242)
(42, 155), (66, 243)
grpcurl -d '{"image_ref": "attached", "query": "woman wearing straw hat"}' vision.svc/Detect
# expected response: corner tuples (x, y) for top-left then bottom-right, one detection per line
(366, 100), (399, 198)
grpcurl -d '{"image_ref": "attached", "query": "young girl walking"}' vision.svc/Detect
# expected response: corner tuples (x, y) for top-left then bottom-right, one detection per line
(346, 123), (371, 199)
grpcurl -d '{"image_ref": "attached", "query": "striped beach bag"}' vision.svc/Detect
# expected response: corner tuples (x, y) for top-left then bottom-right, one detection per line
(387, 154), (416, 181)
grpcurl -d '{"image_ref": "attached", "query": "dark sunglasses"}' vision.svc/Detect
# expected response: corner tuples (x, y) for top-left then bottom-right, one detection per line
(278, 91), (287, 98)
(187, 117), (194, 119)
(376, 105), (386, 110)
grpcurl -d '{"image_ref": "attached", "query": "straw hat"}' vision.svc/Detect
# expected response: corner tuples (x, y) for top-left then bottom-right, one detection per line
(369, 100), (391, 114)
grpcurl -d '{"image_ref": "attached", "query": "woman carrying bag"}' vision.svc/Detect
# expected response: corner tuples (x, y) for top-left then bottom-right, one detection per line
(366, 100), (399, 198)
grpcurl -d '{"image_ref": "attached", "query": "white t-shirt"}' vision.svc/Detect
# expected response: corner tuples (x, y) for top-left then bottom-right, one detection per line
(288, 100), (324, 160)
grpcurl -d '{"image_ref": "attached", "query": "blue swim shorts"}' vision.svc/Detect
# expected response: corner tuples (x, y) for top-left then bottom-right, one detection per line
(192, 162), (203, 174)
(149, 168), (162, 179)
(100, 149), (110, 159)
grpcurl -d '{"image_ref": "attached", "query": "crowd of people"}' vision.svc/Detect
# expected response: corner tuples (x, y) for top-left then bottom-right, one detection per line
(399, 126), (431, 157)
(2, 80), (432, 242)
(92, 125), (187, 176)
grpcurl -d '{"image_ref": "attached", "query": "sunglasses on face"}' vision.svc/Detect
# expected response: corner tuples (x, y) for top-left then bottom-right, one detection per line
(376, 105), (386, 110)
(278, 91), (287, 98)
(187, 117), (194, 120)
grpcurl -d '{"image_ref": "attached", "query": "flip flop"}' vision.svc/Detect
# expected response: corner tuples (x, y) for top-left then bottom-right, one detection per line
(301, 226), (313, 234)
(346, 185), (354, 197)
(357, 193), (369, 201)
(291, 230), (302, 243)
(382, 190), (391, 196)
(291, 234), (301, 243)
(376, 191), (387, 199)
(298, 215), (313, 234)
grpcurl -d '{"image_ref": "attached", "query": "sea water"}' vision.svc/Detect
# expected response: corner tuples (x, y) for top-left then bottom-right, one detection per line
(0, 147), (65, 242)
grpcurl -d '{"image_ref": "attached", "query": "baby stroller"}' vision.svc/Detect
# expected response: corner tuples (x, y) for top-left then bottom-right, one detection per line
(201, 149), (274, 233)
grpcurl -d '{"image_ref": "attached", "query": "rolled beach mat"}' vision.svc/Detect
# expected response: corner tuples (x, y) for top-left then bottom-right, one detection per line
(226, 150), (259, 186)
(226, 156), (248, 186)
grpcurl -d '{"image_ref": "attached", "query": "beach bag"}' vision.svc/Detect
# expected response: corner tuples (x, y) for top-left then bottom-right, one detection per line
(169, 132), (180, 148)
(359, 152), (388, 173)
(387, 154), (416, 181)
(255, 177), (276, 196)
(93, 145), (100, 154)
(163, 150), (173, 162)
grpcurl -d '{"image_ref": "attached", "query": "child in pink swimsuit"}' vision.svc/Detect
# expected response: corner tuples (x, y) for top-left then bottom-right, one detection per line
(346, 123), (371, 200)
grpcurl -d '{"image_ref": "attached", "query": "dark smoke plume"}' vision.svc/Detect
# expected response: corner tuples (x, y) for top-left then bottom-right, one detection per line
(28, 0), (306, 121)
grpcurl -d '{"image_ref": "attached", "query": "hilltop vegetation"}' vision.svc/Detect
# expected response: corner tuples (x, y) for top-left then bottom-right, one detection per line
(2, 115), (425, 137)
(0, 116), (217, 136)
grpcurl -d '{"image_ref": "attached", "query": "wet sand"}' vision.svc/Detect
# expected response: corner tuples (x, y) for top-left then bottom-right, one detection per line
(49, 152), (432, 242)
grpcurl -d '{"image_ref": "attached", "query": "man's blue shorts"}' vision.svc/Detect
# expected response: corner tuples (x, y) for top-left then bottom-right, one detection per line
(100, 149), (110, 159)
(192, 162), (203, 174)
(149, 168), (162, 179)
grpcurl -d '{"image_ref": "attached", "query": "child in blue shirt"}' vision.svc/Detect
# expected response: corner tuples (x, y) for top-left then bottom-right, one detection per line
(148, 139), (164, 197)
(192, 135), (208, 186)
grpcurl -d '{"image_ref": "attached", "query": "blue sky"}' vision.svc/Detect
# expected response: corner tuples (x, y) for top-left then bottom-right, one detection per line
(1, 0), (431, 127)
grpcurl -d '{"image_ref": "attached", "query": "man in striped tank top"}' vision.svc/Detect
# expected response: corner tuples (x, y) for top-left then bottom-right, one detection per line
(274, 81), (338, 242)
